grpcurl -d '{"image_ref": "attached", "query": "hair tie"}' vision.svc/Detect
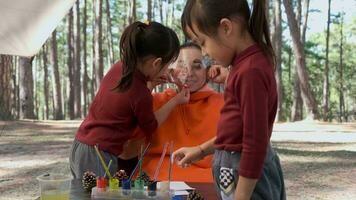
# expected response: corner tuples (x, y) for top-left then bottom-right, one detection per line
(144, 20), (150, 26)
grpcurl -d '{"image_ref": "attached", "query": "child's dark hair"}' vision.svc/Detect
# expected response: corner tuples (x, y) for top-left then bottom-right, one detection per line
(180, 41), (202, 51)
(181, 0), (274, 62)
(115, 21), (180, 92)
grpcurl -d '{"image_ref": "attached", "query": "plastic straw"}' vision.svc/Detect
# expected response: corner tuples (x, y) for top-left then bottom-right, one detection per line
(104, 159), (112, 178)
(94, 144), (113, 179)
(168, 141), (173, 182)
(138, 145), (143, 178)
(96, 151), (100, 177)
(153, 142), (168, 181)
(128, 143), (151, 181)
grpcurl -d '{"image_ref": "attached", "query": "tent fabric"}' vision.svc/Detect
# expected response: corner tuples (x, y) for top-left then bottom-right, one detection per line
(0, 0), (76, 57)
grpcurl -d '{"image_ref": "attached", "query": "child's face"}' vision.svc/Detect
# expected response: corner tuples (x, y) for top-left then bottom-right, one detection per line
(186, 23), (236, 68)
(142, 57), (170, 81)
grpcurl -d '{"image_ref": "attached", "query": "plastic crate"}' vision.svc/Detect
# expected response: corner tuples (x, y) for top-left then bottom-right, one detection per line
(91, 187), (174, 200)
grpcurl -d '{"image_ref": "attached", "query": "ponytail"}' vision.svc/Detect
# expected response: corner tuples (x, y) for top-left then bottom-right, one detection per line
(115, 22), (145, 92)
(250, 0), (275, 63)
(114, 21), (180, 92)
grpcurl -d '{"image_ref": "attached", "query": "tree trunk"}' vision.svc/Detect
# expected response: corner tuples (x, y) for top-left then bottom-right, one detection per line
(152, 0), (156, 19)
(283, 0), (318, 120)
(147, 0), (152, 21)
(287, 46), (292, 81)
(74, 0), (82, 119)
(0, 55), (13, 120)
(322, 0), (331, 121)
(291, 0), (310, 122)
(105, 0), (115, 66)
(42, 44), (50, 120)
(51, 30), (64, 120)
(291, 0), (304, 122)
(171, 0), (175, 25)
(338, 14), (345, 122)
(291, 73), (303, 121)
(296, 0), (302, 27)
(301, 0), (310, 43)
(127, 0), (136, 24)
(265, 0), (270, 26)
(62, 76), (67, 119)
(67, 8), (75, 120)
(166, 0), (175, 26)
(12, 57), (19, 119)
(291, 0), (303, 123)
(91, 2), (96, 99)
(34, 55), (39, 118)
(272, 0), (284, 122)
(19, 57), (36, 119)
(159, 0), (163, 23)
(299, 0), (310, 120)
(83, 0), (89, 116)
(93, 0), (104, 91)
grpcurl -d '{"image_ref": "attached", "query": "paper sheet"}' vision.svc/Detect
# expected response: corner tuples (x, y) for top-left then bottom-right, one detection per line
(157, 181), (195, 191)
(174, 190), (190, 196)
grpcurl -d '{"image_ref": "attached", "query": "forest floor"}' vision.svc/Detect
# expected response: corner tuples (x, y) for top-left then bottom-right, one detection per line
(0, 120), (356, 200)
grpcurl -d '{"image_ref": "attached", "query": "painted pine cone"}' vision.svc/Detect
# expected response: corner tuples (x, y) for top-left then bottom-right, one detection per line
(82, 170), (96, 192)
(187, 190), (204, 200)
(113, 169), (128, 180)
(137, 171), (151, 186)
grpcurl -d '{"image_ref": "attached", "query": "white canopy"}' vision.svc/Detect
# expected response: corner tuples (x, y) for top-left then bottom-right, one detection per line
(0, 0), (76, 57)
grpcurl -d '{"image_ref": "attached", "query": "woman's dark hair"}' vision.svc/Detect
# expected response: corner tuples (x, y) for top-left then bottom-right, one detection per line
(181, 0), (274, 63)
(180, 41), (202, 51)
(115, 21), (180, 92)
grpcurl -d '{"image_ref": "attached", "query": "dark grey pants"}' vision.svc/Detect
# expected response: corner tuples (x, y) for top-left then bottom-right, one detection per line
(69, 139), (119, 179)
(212, 144), (286, 200)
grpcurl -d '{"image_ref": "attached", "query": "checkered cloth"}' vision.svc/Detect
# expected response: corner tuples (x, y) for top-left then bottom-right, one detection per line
(219, 167), (235, 196)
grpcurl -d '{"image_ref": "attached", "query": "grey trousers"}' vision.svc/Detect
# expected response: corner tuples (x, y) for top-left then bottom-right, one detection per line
(69, 139), (119, 179)
(212, 144), (286, 200)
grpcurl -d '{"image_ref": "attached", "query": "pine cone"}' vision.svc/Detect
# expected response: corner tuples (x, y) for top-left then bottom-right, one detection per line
(113, 169), (128, 181)
(187, 190), (204, 200)
(82, 170), (96, 192)
(137, 171), (151, 186)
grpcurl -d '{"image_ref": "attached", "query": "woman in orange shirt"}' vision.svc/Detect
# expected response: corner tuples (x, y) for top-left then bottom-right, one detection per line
(120, 42), (224, 183)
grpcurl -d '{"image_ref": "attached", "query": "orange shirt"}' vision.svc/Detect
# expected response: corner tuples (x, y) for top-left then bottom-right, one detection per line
(141, 89), (224, 183)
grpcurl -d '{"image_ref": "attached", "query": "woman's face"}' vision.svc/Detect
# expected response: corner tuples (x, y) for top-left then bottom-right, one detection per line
(171, 47), (207, 92)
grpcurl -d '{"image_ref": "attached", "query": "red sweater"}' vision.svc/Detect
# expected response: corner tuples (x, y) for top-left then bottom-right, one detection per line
(214, 44), (277, 179)
(76, 62), (158, 156)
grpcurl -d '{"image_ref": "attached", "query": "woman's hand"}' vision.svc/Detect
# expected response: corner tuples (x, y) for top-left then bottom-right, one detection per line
(172, 146), (203, 168)
(208, 64), (229, 84)
(172, 86), (190, 105)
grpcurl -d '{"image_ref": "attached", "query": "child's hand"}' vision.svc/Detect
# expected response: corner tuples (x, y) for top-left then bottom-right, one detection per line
(119, 139), (145, 160)
(172, 146), (203, 168)
(208, 64), (229, 84)
(172, 86), (190, 105)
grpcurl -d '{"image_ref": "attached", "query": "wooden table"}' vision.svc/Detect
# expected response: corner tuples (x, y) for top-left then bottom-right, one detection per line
(35, 179), (217, 200)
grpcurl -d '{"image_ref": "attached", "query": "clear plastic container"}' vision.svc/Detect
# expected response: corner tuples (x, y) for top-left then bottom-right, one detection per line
(91, 187), (173, 200)
(36, 173), (72, 200)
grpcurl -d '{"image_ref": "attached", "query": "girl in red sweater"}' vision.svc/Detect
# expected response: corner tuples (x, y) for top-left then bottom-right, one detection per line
(70, 21), (189, 179)
(173, 1), (286, 200)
